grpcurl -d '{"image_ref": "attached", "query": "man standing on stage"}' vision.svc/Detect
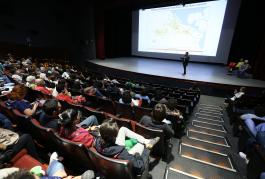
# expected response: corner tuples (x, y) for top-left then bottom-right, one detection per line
(182, 52), (190, 75)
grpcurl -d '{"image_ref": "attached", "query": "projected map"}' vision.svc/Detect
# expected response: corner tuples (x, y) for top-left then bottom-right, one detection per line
(151, 7), (208, 53)
(138, 0), (227, 56)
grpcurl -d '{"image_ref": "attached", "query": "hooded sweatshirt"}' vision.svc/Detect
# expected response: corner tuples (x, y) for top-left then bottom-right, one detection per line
(94, 137), (149, 175)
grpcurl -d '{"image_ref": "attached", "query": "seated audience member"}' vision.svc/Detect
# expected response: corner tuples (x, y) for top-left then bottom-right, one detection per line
(25, 75), (36, 89)
(0, 153), (96, 179)
(238, 106), (265, 164)
(134, 88), (150, 104)
(240, 106), (265, 137)
(227, 61), (237, 73)
(189, 83), (200, 91)
(7, 84), (39, 116)
(0, 113), (13, 131)
(119, 90), (141, 106)
(238, 131), (265, 164)
(55, 83), (75, 104)
(237, 60), (251, 78)
(0, 127), (40, 164)
(38, 99), (61, 129)
(140, 103), (174, 139)
(94, 119), (159, 175)
(1, 65), (12, 84)
(151, 90), (168, 104)
(58, 109), (99, 148)
(83, 85), (105, 98)
(166, 98), (183, 120)
(230, 87), (246, 102)
(34, 79), (52, 95)
(235, 58), (245, 69)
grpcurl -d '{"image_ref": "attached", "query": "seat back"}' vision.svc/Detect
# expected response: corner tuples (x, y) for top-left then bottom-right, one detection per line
(115, 102), (134, 120)
(135, 123), (165, 156)
(51, 132), (94, 172)
(140, 99), (150, 108)
(29, 119), (57, 150)
(12, 109), (32, 133)
(82, 106), (106, 124)
(98, 97), (115, 114)
(87, 147), (134, 179)
(84, 94), (99, 108)
(133, 106), (152, 122)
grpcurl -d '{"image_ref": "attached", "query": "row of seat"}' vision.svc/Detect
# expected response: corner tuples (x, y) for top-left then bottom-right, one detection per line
(0, 95), (167, 178)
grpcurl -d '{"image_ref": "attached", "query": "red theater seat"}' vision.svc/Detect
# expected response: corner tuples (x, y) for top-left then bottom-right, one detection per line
(10, 149), (47, 170)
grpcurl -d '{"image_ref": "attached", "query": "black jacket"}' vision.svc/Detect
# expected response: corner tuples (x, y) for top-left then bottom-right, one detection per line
(94, 137), (149, 175)
(140, 115), (174, 139)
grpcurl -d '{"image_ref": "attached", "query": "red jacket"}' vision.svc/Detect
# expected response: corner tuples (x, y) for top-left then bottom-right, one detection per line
(59, 127), (93, 148)
(35, 86), (52, 95)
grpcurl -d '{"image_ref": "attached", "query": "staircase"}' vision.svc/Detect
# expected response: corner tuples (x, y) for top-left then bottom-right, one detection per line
(166, 103), (244, 179)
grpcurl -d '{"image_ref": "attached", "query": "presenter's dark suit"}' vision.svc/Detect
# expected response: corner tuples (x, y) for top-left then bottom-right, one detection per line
(182, 55), (190, 75)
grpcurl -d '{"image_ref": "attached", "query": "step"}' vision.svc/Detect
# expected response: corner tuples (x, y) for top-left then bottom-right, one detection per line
(169, 157), (241, 179)
(179, 143), (236, 172)
(199, 104), (223, 110)
(199, 106), (223, 112)
(198, 108), (223, 114)
(187, 125), (226, 137)
(165, 167), (199, 179)
(187, 130), (230, 147)
(195, 116), (224, 123)
(195, 113), (223, 120)
(192, 120), (226, 133)
(196, 111), (223, 117)
(181, 137), (229, 155)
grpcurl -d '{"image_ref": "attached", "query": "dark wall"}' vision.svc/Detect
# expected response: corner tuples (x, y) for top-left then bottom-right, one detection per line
(228, 0), (265, 68)
(0, 0), (96, 61)
(67, 1), (96, 63)
(105, 8), (132, 58)
(0, 1), (71, 48)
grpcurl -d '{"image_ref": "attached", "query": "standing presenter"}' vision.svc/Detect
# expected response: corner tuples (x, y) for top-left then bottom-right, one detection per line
(181, 52), (190, 75)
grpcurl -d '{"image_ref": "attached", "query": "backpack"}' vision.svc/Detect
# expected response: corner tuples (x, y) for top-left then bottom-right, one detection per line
(0, 128), (19, 146)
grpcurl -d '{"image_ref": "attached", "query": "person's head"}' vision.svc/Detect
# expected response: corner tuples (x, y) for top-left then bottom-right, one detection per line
(152, 103), (167, 122)
(9, 84), (28, 100)
(121, 90), (132, 104)
(239, 87), (246, 93)
(59, 109), (81, 130)
(140, 88), (148, 96)
(99, 119), (119, 145)
(3, 169), (36, 179)
(26, 76), (36, 84)
(185, 52), (189, 55)
(244, 60), (249, 64)
(35, 79), (45, 87)
(43, 99), (61, 117)
(56, 83), (66, 94)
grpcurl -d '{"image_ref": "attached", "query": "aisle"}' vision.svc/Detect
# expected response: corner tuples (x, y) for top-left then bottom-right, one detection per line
(165, 95), (246, 179)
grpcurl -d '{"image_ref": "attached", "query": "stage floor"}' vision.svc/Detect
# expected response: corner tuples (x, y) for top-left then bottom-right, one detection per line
(90, 57), (265, 88)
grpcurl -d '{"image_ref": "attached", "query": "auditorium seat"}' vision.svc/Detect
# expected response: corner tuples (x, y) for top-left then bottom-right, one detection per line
(105, 114), (132, 130)
(247, 144), (265, 179)
(134, 123), (167, 157)
(97, 97), (116, 114)
(133, 106), (152, 122)
(51, 132), (94, 173)
(10, 149), (47, 171)
(87, 147), (149, 179)
(29, 119), (57, 150)
(115, 102), (134, 120)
